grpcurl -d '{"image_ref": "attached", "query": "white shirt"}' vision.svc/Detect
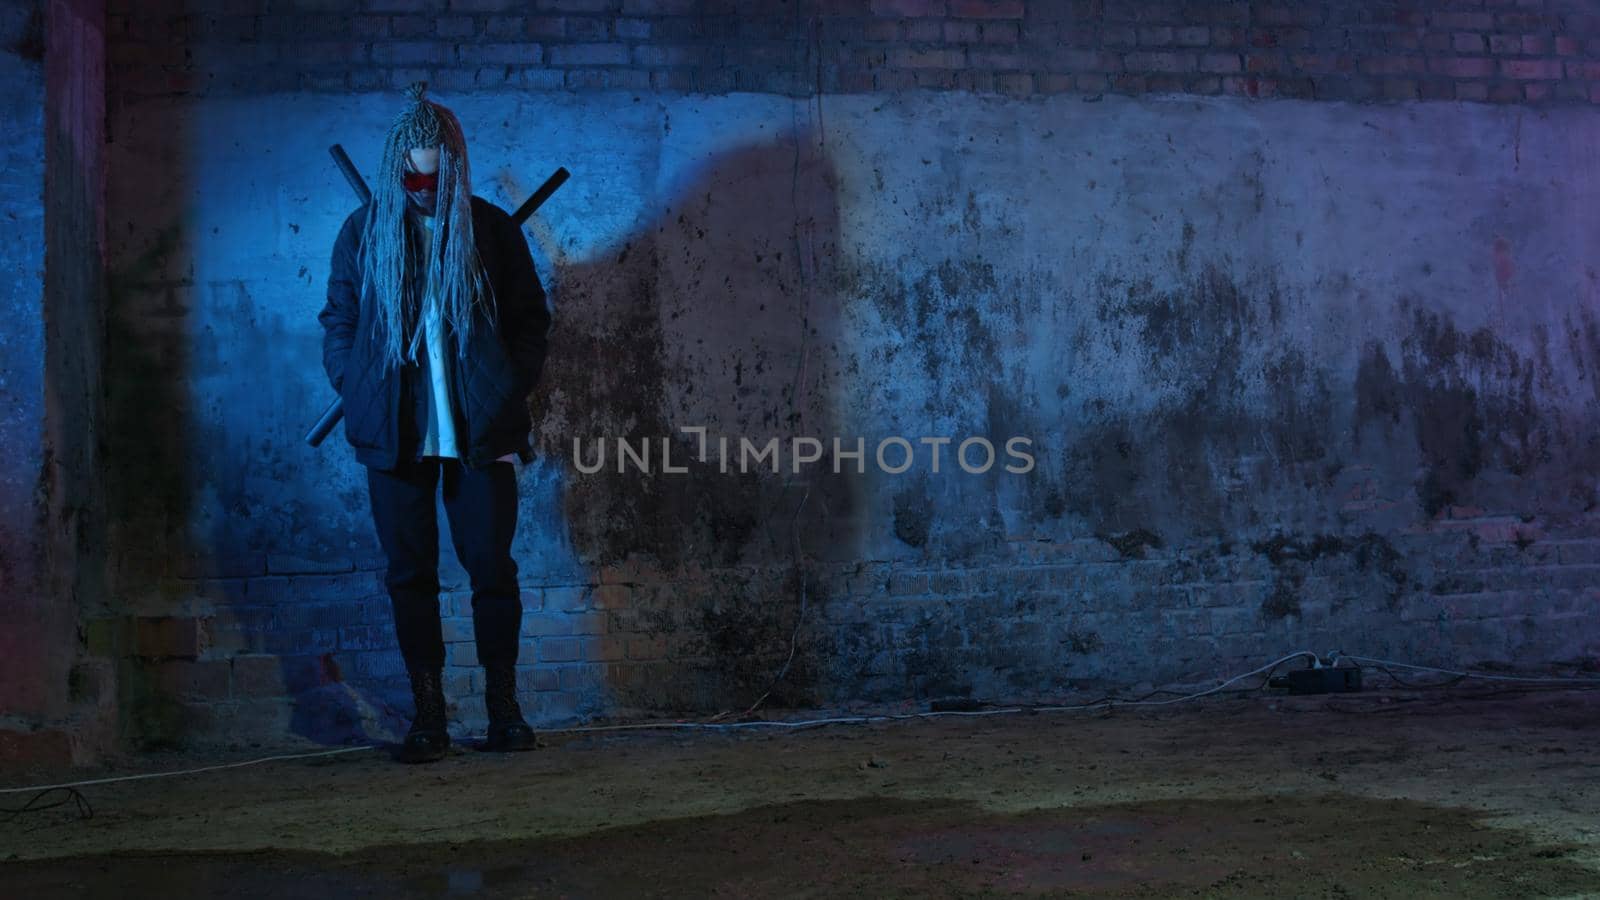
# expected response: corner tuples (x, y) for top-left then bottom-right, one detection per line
(417, 215), (518, 466)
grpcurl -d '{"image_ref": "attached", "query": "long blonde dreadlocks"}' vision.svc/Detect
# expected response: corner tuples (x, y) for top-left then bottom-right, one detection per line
(361, 81), (496, 374)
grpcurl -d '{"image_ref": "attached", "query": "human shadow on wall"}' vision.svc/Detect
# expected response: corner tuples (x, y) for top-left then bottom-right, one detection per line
(530, 124), (861, 712)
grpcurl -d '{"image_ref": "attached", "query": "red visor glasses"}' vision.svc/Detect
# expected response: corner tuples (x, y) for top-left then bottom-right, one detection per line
(402, 169), (439, 192)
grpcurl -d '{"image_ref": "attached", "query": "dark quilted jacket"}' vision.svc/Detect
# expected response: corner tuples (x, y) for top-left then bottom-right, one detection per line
(317, 197), (552, 471)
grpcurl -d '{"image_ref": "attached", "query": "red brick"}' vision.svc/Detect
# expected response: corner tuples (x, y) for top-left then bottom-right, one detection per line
(621, 0), (694, 12)
(1248, 27), (1310, 49)
(904, 18), (942, 41)
(1054, 49), (1121, 71)
(148, 660), (232, 701)
(484, 15), (525, 38)
(1419, 79), (1455, 101)
(1123, 50), (1196, 72)
(539, 636), (581, 662)
(625, 635), (669, 660)
(1210, 26), (1245, 48)
(0, 728), (75, 767)
(534, 0), (611, 11)
(1101, 24), (1136, 46)
(1288, 52), (1353, 74)
(1253, 6), (1322, 27)
(547, 42), (628, 66)
(1487, 81), (1523, 102)
(633, 44), (710, 66)
(134, 616), (204, 660)
(891, 47), (965, 67)
(871, 0), (946, 16)
(582, 635), (627, 661)
(1387, 31), (1421, 51)
(996, 72), (1033, 94)
(566, 16), (608, 39)
(944, 20), (979, 42)
(527, 15), (565, 38)
(969, 49), (1026, 69)
(1488, 33), (1522, 55)
(1382, 78), (1418, 100)
(436, 15), (475, 38)
(1017, 21), (1056, 44)
(1500, 58), (1562, 79)
(464, 43), (543, 65)
(973, 20), (1016, 45)
(1138, 25), (1173, 45)
(1429, 56), (1496, 78)
(948, 0), (1022, 18)
(864, 19), (900, 40)
(1035, 72), (1071, 92)
(231, 655), (285, 697)
(1495, 12), (1561, 30)
(1246, 53), (1285, 74)
(1432, 11), (1494, 30)
(1358, 55), (1427, 76)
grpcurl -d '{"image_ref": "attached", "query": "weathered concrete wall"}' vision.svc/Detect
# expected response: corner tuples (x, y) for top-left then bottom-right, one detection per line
(100, 82), (1600, 746)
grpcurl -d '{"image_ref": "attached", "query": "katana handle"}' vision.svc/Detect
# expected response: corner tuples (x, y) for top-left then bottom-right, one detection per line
(330, 144), (371, 205)
(511, 167), (569, 225)
(306, 144), (371, 448)
(304, 397), (343, 447)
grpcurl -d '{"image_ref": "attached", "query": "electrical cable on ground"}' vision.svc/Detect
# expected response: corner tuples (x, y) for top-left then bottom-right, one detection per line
(8, 649), (1598, 808)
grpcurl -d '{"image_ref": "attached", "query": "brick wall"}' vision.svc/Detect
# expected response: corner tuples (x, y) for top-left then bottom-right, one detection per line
(84, 515), (1600, 745)
(103, 0), (1600, 105)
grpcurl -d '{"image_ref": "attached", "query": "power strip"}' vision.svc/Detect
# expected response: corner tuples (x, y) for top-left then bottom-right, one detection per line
(1268, 666), (1363, 694)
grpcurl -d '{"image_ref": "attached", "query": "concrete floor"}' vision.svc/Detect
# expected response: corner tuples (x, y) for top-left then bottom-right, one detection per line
(4, 685), (1600, 898)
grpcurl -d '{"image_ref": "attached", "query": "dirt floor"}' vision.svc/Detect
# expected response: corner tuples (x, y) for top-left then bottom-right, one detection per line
(4, 684), (1600, 898)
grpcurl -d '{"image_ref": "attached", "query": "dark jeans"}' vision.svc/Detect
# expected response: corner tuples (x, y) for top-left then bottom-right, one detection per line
(366, 456), (521, 669)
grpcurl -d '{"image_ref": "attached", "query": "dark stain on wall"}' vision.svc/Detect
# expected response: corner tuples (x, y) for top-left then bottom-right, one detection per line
(1062, 261), (1289, 540)
(1358, 302), (1575, 517)
(1353, 339), (1403, 437)
(1251, 530), (1410, 610)
(1096, 527), (1163, 559)
(1261, 579), (1301, 619)
(1067, 629), (1103, 654)
(1565, 308), (1600, 408)
(892, 477), (932, 548)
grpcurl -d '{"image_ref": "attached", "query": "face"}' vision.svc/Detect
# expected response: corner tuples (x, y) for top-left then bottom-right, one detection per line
(403, 146), (441, 215)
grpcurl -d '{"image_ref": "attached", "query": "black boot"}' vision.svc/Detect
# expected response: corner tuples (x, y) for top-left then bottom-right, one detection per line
(397, 665), (450, 764)
(481, 663), (538, 752)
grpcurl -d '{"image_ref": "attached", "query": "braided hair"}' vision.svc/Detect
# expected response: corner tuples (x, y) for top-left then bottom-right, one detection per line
(360, 81), (497, 374)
